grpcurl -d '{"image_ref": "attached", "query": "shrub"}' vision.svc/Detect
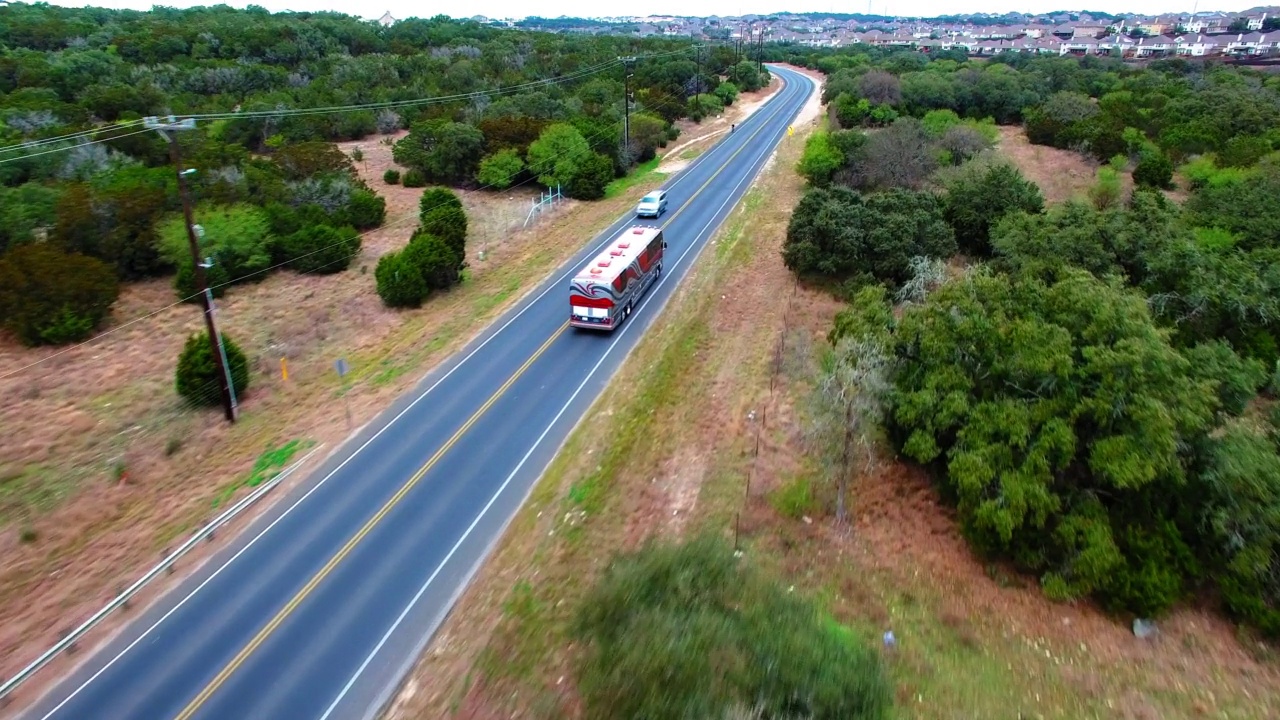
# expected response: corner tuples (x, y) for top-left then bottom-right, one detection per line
(566, 152), (616, 200)
(157, 203), (274, 293)
(797, 131), (845, 187)
(0, 244), (119, 346)
(281, 224), (360, 274)
(383, 169), (401, 185)
(272, 141), (354, 181)
(713, 81), (740, 106)
(345, 189), (386, 230)
(401, 168), (427, 187)
(476, 149), (524, 189)
(405, 231), (463, 290)
(418, 187), (463, 218)
(1133, 148), (1174, 189)
(174, 331), (250, 406)
(572, 534), (893, 720)
(784, 185), (956, 289)
(374, 250), (428, 308)
(174, 258), (231, 302)
(942, 160), (1045, 256)
(419, 205), (468, 259)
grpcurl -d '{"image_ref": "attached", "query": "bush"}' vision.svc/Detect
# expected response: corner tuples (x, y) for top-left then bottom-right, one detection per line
(572, 534), (893, 720)
(419, 204), (468, 259)
(1133, 148), (1174, 189)
(476, 149), (524, 189)
(383, 169), (401, 185)
(418, 187), (463, 218)
(174, 257), (231, 302)
(281, 224), (360, 274)
(401, 168), (427, 187)
(797, 131), (845, 187)
(713, 81), (740, 106)
(157, 203), (274, 293)
(783, 185), (956, 289)
(566, 151), (616, 200)
(345, 189), (386, 230)
(0, 244), (119, 346)
(942, 160), (1045, 256)
(174, 331), (250, 406)
(392, 119), (486, 186)
(404, 231), (463, 290)
(374, 250), (428, 308)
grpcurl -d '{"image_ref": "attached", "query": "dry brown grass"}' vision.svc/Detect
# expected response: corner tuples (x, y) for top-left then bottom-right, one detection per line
(0, 77), (783, 711)
(386, 86), (1279, 720)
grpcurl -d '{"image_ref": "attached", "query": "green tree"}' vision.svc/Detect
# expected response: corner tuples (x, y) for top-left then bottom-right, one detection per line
(0, 243), (119, 346)
(857, 268), (1218, 615)
(1133, 148), (1174, 189)
(392, 119), (486, 186)
(174, 331), (250, 406)
(383, 169), (401, 185)
(157, 203), (274, 293)
(404, 231), (462, 290)
(942, 160), (1046, 256)
(526, 122), (592, 189)
(565, 151), (615, 200)
(1198, 422), (1280, 636)
(784, 185), (956, 289)
(476, 148), (524, 188)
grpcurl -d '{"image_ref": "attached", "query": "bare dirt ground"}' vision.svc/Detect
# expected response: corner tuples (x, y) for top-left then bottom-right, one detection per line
(0, 79), (781, 712)
(385, 92), (1280, 720)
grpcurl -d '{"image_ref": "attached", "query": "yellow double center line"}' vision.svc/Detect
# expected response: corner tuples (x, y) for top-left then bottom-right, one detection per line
(173, 70), (804, 720)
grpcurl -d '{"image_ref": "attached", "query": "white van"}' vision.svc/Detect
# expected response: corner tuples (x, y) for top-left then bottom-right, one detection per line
(635, 190), (668, 218)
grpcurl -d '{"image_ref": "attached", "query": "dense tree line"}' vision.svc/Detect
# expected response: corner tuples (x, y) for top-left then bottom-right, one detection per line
(784, 46), (1280, 638)
(0, 3), (762, 350)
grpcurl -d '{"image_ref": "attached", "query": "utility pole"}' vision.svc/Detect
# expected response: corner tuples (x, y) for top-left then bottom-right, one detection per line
(144, 115), (238, 423)
(694, 42), (702, 116)
(757, 28), (764, 75)
(620, 56), (636, 162)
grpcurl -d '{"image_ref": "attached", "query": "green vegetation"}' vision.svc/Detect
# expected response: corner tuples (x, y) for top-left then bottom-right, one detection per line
(0, 243), (119, 345)
(573, 534), (892, 720)
(771, 43), (1280, 640)
(173, 331), (250, 406)
(0, 3), (741, 346)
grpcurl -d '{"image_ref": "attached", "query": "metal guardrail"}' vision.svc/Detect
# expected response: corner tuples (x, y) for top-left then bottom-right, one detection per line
(0, 443), (325, 704)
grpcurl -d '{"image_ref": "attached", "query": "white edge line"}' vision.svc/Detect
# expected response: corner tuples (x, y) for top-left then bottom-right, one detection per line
(26, 75), (783, 720)
(323, 68), (812, 720)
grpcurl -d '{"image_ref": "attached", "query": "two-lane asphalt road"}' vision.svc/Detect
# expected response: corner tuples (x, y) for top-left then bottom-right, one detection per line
(21, 64), (814, 720)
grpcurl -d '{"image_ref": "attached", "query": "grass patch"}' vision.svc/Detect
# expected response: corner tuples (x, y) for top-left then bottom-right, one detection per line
(604, 156), (664, 199)
(210, 437), (314, 508)
(0, 463), (89, 529)
(473, 274), (523, 315)
(680, 147), (704, 160)
(769, 474), (818, 520)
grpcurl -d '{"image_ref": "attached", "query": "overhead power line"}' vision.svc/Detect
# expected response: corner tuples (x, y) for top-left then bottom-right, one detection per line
(0, 46), (694, 158)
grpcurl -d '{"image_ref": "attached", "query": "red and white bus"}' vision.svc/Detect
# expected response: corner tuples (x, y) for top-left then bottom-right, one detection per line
(569, 225), (667, 331)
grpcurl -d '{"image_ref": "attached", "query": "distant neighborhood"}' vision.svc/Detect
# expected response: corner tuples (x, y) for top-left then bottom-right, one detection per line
(375, 7), (1280, 59)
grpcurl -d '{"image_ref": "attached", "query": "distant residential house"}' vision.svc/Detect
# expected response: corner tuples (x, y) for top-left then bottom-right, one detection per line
(1246, 13), (1269, 31)
(1061, 37), (1101, 55)
(377, 11), (396, 27)
(1133, 34), (1178, 57)
(1226, 31), (1279, 55)
(1072, 24), (1109, 39)
(1174, 33), (1226, 56)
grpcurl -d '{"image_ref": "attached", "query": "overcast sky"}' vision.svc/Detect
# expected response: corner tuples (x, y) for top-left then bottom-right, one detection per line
(35, 1), (1263, 23)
